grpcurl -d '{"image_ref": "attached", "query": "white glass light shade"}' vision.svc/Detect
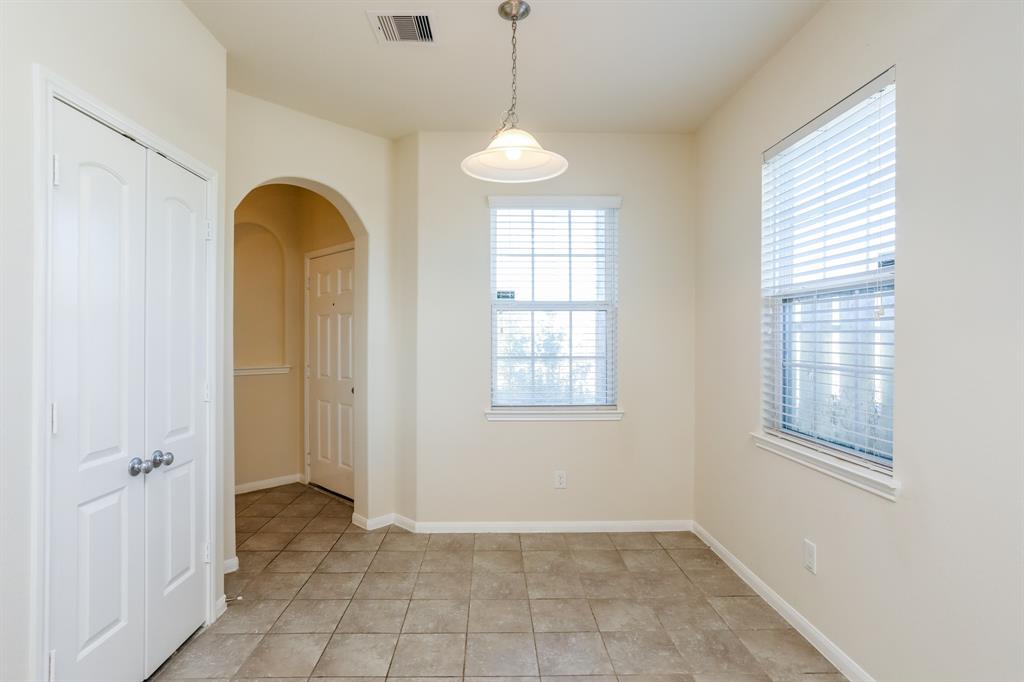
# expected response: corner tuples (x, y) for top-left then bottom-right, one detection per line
(461, 128), (568, 183)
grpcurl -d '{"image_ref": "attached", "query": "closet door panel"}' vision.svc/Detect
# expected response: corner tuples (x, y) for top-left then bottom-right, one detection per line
(144, 150), (209, 676)
(49, 100), (148, 682)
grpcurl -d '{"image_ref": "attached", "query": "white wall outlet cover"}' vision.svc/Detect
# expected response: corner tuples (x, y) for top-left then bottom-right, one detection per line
(554, 470), (567, 489)
(803, 538), (817, 574)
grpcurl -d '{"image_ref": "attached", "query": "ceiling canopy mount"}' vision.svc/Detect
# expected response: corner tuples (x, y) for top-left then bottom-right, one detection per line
(497, 0), (531, 21)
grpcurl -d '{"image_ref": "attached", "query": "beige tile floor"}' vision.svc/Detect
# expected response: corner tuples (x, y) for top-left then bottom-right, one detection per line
(153, 483), (845, 682)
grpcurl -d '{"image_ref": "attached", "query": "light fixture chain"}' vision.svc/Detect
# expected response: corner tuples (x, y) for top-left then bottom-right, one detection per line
(500, 16), (519, 132)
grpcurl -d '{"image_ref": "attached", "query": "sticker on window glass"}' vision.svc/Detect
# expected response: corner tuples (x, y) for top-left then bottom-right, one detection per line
(496, 290), (516, 300)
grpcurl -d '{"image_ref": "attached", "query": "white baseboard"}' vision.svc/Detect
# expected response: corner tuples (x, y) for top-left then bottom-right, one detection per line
(211, 594), (227, 622)
(692, 522), (874, 682)
(392, 514), (417, 532)
(224, 556), (239, 573)
(325, 508), (868, 679)
(352, 512), (403, 531)
(234, 473), (302, 494)
(351, 513), (377, 530)
(414, 519), (692, 533)
(352, 514), (692, 534)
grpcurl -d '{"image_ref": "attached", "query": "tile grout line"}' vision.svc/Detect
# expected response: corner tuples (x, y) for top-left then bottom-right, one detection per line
(591, 553), (619, 677)
(230, 484), (358, 678)
(527, 585), (540, 678)
(213, 487), (839, 681)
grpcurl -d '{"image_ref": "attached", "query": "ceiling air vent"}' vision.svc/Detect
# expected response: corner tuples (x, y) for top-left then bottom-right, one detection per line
(368, 12), (435, 44)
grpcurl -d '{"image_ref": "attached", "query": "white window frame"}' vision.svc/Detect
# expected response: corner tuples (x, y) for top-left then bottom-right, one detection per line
(756, 69), (900, 499)
(485, 196), (623, 422)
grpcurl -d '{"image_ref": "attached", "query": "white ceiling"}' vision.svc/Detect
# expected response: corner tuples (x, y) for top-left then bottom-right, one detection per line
(186, 0), (822, 139)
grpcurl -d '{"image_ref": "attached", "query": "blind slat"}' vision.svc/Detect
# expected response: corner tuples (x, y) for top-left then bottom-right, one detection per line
(761, 72), (896, 468)
(492, 204), (619, 407)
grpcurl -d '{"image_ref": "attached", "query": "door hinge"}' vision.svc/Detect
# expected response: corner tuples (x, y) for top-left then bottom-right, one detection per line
(51, 154), (60, 187)
(202, 383), (211, 403)
(304, 365), (311, 378)
(205, 219), (214, 242)
(305, 275), (311, 290)
(50, 402), (58, 435)
(47, 649), (56, 682)
(203, 542), (211, 564)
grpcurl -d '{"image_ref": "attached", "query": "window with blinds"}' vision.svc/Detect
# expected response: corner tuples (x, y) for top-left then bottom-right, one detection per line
(761, 68), (896, 470)
(490, 196), (620, 407)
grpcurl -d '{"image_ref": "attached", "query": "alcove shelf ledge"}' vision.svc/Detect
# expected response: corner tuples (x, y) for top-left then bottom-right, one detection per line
(234, 365), (292, 376)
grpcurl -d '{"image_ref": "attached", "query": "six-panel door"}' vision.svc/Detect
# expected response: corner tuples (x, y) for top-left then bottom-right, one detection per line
(307, 249), (355, 498)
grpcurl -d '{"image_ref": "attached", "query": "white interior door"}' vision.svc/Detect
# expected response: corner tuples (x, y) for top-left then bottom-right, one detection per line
(49, 101), (210, 681)
(143, 150), (209, 676)
(307, 249), (355, 498)
(49, 100), (148, 681)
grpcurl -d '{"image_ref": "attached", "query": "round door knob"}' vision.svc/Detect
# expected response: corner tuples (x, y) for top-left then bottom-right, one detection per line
(128, 457), (153, 476)
(151, 450), (174, 468)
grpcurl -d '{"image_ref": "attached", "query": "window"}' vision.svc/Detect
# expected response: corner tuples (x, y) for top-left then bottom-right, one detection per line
(490, 196), (620, 409)
(761, 68), (895, 471)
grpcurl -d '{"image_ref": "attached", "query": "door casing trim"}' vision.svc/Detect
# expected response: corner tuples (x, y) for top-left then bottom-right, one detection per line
(32, 66), (223, 679)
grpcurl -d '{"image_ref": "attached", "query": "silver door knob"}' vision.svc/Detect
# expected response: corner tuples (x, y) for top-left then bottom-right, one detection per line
(152, 450), (174, 467)
(129, 457), (153, 476)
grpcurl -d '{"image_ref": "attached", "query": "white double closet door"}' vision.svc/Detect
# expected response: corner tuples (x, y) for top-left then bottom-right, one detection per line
(49, 101), (209, 681)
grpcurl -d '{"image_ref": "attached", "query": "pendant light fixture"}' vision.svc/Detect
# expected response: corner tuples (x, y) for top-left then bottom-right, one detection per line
(461, 0), (568, 183)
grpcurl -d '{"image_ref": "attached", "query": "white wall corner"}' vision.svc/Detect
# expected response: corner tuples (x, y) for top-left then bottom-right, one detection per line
(692, 522), (875, 682)
(352, 512), (396, 531)
(392, 514), (417, 533)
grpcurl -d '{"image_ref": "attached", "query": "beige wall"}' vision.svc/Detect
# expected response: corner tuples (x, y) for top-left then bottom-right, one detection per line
(0, 2), (226, 679)
(411, 132), (696, 523)
(391, 135), (420, 520)
(233, 185), (353, 488)
(693, 2), (1024, 679)
(235, 223), (286, 366)
(225, 90), (399, 545)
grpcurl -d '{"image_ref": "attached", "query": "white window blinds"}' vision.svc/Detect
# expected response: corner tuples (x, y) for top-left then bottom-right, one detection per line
(490, 196), (620, 407)
(761, 68), (896, 469)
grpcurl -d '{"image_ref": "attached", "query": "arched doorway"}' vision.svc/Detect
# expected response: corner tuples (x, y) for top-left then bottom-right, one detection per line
(232, 183), (361, 506)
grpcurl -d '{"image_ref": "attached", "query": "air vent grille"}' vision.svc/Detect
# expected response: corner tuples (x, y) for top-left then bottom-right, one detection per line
(373, 14), (434, 43)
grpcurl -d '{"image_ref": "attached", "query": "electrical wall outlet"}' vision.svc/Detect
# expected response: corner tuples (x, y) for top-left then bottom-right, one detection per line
(803, 538), (817, 574)
(554, 470), (567, 489)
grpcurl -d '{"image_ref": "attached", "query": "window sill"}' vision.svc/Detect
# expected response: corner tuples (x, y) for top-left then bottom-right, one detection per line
(750, 431), (899, 501)
(486, 408), (624, 422)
